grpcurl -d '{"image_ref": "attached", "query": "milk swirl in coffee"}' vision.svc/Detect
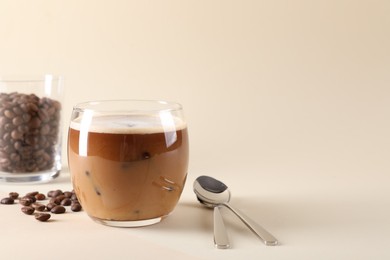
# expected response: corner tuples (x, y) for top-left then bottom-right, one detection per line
(68, 114), (189, 223)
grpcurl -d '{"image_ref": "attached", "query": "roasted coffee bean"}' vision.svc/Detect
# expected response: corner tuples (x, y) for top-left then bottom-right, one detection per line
(63, 191), (72, 198)
(40, 124), (50, 135)
(19, 197), (33, 206)
(28, 117), (41, 129)
(0, 158), (11, 167)
(12, 106), (23, 115)
(49, 189), (63, 198)
(11, 129), (23, 140)
(49, 197), (61, 205)
(3, 145), (13, 154)
(17, 124), (28, 134)
(38, 110), (49, 123)
(51, 205), (66, 214)
(0, 92), (61, 173)
(4, 123), (13, 132)
(9, 153), (21, 162)
(56, 194), (66, 201)
(35, 213), (51, 222)
(0, 115), (8, 125)
(42, 152), (51, 162)
(60, 198), (71, 206)
(47, 190), (55, 198)
(25, 135), (38, 145)
(1, 188), (84, 224)
(70, 203), (82, 212)
(4, 110), (15, 119)
(22, 195), (36, 203)
(1, 197), (14, 204)
(21, 206), (35, 215)
(34, 149), (44, 158)
(27, 103), (38, 112)
(35, 193), (46, 200)
(12, 116), (23, 126)
(46, 202), (57, 211)
(8, 192), (19, 199)
(26, 191), (39, 197)
(32, 203), (46, 212)
(70, 194), (78, 201)
(22, 113), (31, 123)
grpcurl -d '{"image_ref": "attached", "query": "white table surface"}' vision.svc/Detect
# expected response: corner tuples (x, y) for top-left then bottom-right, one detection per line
(1, 165), (389, 260)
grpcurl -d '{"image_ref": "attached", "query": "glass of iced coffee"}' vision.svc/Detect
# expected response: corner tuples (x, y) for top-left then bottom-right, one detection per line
(67, 100), (189, 227)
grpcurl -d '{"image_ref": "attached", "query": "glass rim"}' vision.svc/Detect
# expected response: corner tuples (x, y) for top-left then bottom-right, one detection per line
(72, 99), (184, 114)
(0, 75), (63, 83)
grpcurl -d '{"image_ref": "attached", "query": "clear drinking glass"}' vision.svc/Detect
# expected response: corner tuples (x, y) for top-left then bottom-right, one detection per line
(0, 75), (64, 183)
(68, 100), (189, 227)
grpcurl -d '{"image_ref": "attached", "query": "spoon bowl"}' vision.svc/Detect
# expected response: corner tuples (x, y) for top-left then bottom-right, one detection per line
(193, 176), (231, 207)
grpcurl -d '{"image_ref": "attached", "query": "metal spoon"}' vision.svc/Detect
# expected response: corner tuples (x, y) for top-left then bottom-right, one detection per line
(193, 175), (278, 246)
(213, 205), (230, 249)
(193, 175), (230, 249)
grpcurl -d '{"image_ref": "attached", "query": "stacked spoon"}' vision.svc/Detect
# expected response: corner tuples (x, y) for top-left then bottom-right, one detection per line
(193, 175), (278, 248)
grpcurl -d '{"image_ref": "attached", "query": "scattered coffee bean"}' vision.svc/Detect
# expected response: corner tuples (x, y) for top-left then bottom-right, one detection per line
(32, 203), (46, 212)
(49, 197), (61, 205)
(56, 194), (66, 201)
(35, 193), (46, 200)
(51, 205), (66, 214)
(63, 191), (72, 198)
(48, 189), (62, 198)
(1, 197), (14, 204)
(26, 191), (39, 197)
(8, 192), (19, 200)
(21, 206), (35, 215)
(71, 203), (82, 212)
(70, 194), (78, 201)
(22, 195), (36, 203)
(19, 197), (33, 206)
(2, 188), (82, 223)
(60, 198), (71, 206)
(35, 213), (51, 222)
(46, 202), (57, 211)
(47, 190), (55, 198)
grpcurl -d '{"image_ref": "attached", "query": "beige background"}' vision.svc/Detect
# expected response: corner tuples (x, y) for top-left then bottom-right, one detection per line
(0, 1), (389, 259)
(0, 0), (388, 177)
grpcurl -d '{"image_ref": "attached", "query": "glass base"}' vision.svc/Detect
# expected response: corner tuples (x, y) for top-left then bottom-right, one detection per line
(91, 216), (165, 227)
(0, 170), (60, 184)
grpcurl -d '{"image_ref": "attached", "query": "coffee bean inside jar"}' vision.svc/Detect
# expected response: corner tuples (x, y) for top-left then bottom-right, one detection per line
(0, 92), (61, 173)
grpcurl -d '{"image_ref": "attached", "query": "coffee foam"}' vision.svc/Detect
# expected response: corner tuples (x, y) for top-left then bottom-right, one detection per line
(70, 114), (187, 134)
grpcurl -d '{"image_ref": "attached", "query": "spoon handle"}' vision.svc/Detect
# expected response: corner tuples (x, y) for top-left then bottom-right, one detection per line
(222, 203), (278, 246)
(213, 206), (230, 249)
